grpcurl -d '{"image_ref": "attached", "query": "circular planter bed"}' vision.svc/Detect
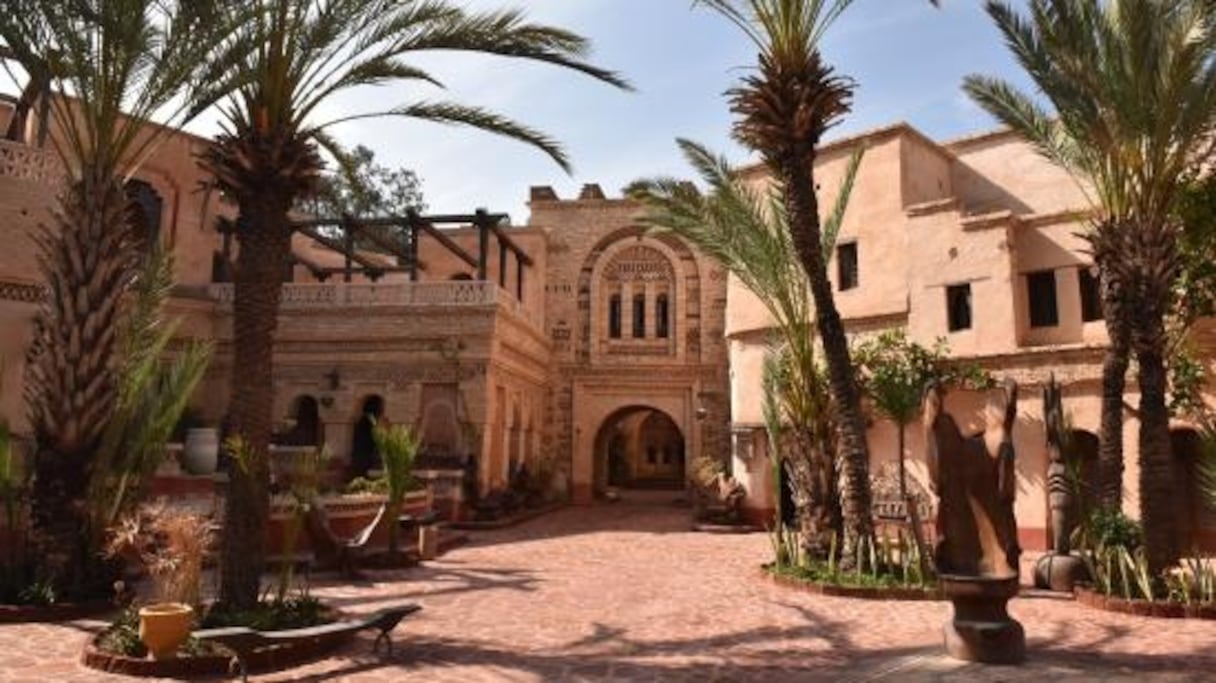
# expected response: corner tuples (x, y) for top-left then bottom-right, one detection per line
(759, 565), (944, 601)
(1074, 585), (1216, 620)
(82, 612), (353, 679)
(0, 599), (115, 624)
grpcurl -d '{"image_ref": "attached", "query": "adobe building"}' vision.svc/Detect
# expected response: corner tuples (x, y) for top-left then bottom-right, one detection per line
(729, 123), (1216, 550)
(1, 94), (1213, 549)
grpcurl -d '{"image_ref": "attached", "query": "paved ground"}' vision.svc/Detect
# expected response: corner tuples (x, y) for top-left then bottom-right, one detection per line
(1, 491), (1214, 682)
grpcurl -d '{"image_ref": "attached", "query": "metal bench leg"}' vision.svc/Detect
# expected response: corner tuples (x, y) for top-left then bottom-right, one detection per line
(228, 655), (249, 683)
(373, 628), (393, 656)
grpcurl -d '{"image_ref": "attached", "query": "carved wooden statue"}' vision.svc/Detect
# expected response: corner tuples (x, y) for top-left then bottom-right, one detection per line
(1033, 374), (1088, 592)
(924, 378), (1021, 577)
(923, 379), (1026, 665)
(1043, 376), (1072, 556)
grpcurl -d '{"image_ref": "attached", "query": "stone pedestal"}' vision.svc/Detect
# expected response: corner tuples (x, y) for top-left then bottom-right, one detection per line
(1033, 553), (1088, 593)
(941, 574), (1025, 665)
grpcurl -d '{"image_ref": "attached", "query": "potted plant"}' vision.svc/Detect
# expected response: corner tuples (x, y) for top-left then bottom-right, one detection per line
(182, 416), (219, 476)
(106, 503), (214, 660)
(372, 422), (421, 561)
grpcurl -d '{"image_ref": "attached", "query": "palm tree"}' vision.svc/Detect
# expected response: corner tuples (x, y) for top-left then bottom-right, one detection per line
(633, 139), (861, 557)
(695, 0), (937, 554)
(964, 0), (1216, 574)
(0, 0), (240, 589)
(198, 0), (629, 608)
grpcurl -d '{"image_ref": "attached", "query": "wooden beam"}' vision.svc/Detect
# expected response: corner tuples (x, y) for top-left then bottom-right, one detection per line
(296, 226), (389, 276)
(342, 217), (426, 272)
(487, 223), (534, 267)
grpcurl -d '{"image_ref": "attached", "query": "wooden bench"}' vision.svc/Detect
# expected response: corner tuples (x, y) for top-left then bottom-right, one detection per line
(195, 603), (422, 682)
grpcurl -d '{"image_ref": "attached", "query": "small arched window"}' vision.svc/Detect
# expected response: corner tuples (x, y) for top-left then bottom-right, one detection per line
(656, 294), (670, 339)
(126, 179), (163, 250)
(608, 294), (622, 339)
(632, 294), (646, 338)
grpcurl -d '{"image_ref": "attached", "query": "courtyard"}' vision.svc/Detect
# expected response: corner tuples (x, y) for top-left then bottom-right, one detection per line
(1, 495), (1211, 682)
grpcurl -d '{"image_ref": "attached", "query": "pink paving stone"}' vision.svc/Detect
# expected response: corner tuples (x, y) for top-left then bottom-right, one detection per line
(0, 492), (1214, 681)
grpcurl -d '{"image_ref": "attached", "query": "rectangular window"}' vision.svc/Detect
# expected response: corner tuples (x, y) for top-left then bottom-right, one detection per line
(837, 242), (859, 291)
(656, 294), (670, 339)
(608, 295), (622, 339)
(1026, 270), (1059, 328)
(946, 283), (972, 332)
(1079, 267), (1103, 322)
(632, 294), (646, 338)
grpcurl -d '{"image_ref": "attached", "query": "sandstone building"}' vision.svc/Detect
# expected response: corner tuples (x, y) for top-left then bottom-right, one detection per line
(0, 98), (1213, 550)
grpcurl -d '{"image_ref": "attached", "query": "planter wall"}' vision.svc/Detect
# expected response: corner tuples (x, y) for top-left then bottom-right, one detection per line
(1074, 586), (1216, 620)
(0, 600), (115, 624)
(265, 490), (433, 559)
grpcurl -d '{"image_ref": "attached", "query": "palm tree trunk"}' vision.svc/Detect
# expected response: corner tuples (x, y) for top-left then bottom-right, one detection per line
(218, 199), (291, 609)
(1135, 336), (1179, 575)
(1098, 272), (1130, 509)
(26, 169), (135, 591)
(780, 153), (874, 555)
(784, 428), (838, 559)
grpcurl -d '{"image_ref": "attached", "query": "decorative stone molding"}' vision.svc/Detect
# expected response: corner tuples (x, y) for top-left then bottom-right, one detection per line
(0, 139), (60, 184)
(0, 280), (45, 304)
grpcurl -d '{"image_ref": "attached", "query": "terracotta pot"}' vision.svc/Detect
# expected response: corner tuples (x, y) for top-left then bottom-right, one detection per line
(138, 603), (194, 660)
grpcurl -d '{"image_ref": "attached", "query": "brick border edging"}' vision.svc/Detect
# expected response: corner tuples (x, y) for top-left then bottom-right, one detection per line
(1074, 586), (1216, 620)
(758, 565), (945, 601)
(448, 503), (566, 531)
(80, 623), (354, 679)
(0, 600), (114, 624)
(691, 522), (765, 534)
(80, 603), (355, 679)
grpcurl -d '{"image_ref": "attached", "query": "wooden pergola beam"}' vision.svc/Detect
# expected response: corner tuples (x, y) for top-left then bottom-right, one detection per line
(296, 226), (390, 276)
(342, 216), (427, 272)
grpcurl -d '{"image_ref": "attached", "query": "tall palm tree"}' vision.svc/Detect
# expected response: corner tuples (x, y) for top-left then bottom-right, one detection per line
(964, 0), (1216, 574)
(695, 0), (937, 554)
(0, 0), (240, 590)
(199, 0), (629, 608)
(634, 139), (862, 557)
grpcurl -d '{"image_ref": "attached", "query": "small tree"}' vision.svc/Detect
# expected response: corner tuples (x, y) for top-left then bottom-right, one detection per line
(372, 423), (420, 560)
(854, 331), (947, 502)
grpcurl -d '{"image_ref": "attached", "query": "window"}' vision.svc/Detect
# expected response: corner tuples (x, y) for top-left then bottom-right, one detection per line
(632, 294), (646, 338)
(1079, 267), (1103, 322)
(1026, 270), (1059, 328)
(126, 179), (163, 248)
(608, 295), (622, 339)
(837, 242), (859, 291)
(647, 447), (657, 464)
(946, 283), (972, 332)
(656, 294), (670, 339)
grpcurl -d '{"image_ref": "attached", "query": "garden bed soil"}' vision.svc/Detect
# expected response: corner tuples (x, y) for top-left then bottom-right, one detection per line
(449, 502), (565, 531)
(759, 565), (945, 601)
(1074, 585), (1216, 620)
(0, 599), (116, 624)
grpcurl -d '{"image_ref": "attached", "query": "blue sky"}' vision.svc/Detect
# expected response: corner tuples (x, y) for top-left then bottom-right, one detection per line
(285, 0), (1037, 222)
(4, 1), (1038, 223)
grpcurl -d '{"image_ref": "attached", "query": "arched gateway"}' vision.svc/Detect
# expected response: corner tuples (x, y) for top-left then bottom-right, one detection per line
(594, 406), (686, 493)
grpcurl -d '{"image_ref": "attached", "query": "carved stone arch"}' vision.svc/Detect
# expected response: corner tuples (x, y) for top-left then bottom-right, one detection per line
(575, 227), (702, 364)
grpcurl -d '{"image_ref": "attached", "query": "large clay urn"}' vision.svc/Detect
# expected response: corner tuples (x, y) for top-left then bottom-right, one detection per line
(138, 603), (194, 660)
(183, 428), (219, 475)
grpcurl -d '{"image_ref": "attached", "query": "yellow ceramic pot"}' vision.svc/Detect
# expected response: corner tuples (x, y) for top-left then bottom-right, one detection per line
(138, 603), (194, 660)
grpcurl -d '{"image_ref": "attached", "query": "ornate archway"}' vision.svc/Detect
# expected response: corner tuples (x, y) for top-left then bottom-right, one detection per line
(592, 406), (685, 494)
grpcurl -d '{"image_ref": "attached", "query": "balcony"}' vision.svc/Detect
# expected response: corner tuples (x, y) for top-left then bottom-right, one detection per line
(208, 281), (542, 328)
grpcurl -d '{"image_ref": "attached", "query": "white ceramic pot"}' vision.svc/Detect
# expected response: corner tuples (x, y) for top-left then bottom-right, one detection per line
(183, 428), (219, 475)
